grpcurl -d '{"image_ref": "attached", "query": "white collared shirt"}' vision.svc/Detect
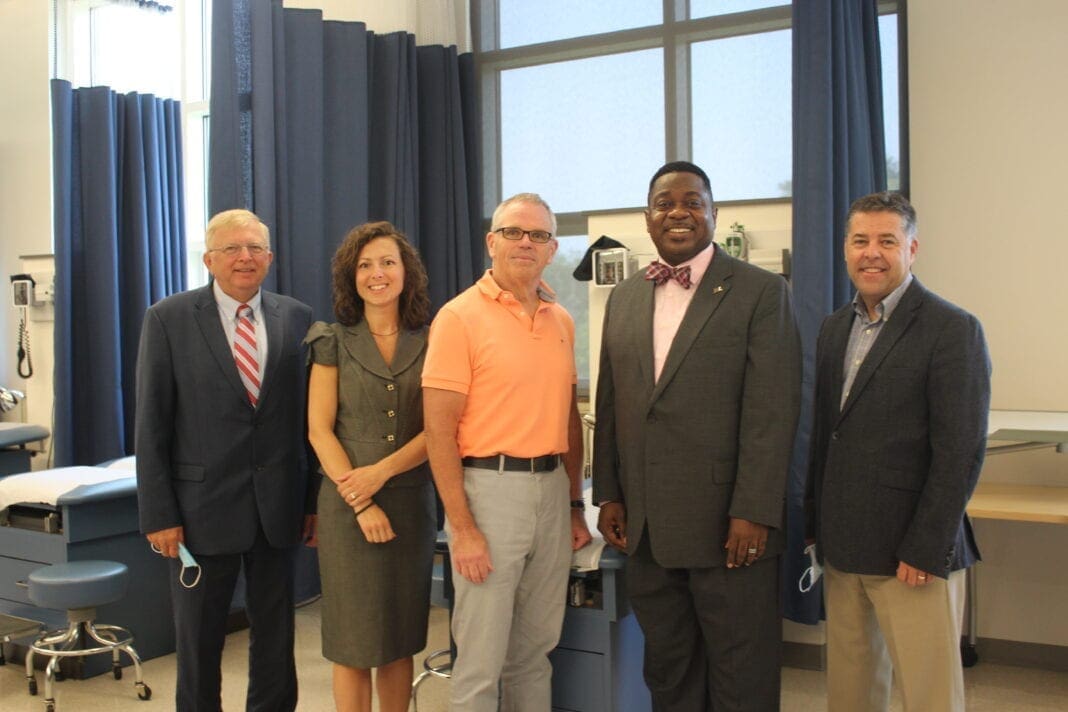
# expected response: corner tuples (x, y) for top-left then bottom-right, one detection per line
(840, 272), (913, 408)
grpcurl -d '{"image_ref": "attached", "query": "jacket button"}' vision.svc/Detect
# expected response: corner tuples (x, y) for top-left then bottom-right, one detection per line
(386, 383), (395, 391)
(831, 431), (840, 441)
(387, 410), (396, 418)
(386, 434), (395, 442)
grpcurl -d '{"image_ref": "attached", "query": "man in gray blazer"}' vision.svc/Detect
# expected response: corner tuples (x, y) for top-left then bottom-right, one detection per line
(806, 192), (990, 712)
(593, 161), (801, 711)
(136, 209), (317, 711)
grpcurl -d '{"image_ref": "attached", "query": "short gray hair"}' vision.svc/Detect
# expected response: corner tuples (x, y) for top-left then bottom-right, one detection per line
(490, 193), (557, 237)
(205, 209), (271, 251)
(846, 192), (917, 240)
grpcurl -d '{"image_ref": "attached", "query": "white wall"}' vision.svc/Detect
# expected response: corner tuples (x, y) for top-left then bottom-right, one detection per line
(910, 0), (1068, 648)
(909, 0), (1068, 412)
(0, 2), (53, 434)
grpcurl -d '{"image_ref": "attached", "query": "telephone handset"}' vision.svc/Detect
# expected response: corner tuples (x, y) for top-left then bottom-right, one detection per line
(17, 310), (32, 378)
(10, 274), (35, 379)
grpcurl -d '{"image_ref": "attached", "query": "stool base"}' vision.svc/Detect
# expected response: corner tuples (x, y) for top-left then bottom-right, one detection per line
(26, 619), (151, 711)
(411, 648), (452, 712)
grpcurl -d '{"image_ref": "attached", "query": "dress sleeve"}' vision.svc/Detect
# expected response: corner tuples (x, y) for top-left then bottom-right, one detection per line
(303, 321), (339, 366)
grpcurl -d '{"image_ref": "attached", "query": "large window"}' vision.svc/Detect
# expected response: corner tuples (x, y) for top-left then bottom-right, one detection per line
(500, 49), (665, 214)
(58, 0), (211, 286)
(477, 2), (800, 222)
(476, 1), (904, 383)
(541, 235), (591, 379)
(879, 12), (901, 190)
(690, 28), (792, 200)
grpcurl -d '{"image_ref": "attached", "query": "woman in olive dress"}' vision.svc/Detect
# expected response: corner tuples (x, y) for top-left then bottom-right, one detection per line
(306, 221), (436, 712)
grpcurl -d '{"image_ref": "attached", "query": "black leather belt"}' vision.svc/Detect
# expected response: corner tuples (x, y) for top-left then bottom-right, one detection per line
(461, 454), (560, 473)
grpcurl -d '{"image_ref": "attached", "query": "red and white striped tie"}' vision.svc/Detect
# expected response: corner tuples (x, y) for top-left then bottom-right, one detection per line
(233, 304), (261, 406)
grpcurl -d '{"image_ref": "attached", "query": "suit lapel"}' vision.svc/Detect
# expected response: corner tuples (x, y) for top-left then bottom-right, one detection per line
(633, 278), (656, 390)
(837, 280), (924, 423)
(193, 286), (249, 406)
(824, 306), (853, 416)
(649, 249), (732, 405)
(339, 322), (425, 377)
(391, 327), (427, 374)
(257, 291), (284, 407)
(619, 273), (657, 394)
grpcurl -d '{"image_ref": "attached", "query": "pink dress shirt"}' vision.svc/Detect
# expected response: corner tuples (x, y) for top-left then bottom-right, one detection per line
(652, 242), (715, 383)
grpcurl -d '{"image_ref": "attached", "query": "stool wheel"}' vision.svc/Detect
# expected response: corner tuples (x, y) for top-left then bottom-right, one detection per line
(45, 702), (55, 712)
(411, 648), (452, 712)
(113, 663), (122, 680)
(137, 682), (152, 700)
(28, 678), (38, 695)
(54, 669), (65, 682)
(961, 642), (979, 668)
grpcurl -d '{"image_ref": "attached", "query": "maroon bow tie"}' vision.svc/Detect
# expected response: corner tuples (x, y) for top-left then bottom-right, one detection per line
(645, 261), (692, 289)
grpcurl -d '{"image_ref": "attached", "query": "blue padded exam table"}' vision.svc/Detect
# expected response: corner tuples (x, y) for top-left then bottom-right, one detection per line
(0, 422), (49, 477)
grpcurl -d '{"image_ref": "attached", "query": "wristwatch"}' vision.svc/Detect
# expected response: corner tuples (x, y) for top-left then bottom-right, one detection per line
(570, 499), (585, 510)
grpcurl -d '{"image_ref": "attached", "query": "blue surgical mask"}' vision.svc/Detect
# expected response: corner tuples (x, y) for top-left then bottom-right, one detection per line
(798, 542), (823, 593)
(177, 543), (202, 589)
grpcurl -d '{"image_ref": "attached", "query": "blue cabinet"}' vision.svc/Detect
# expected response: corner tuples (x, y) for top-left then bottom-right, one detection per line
(550, 549), (651, 712)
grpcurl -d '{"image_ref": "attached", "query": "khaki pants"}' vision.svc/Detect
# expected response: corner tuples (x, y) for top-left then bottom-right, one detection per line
(447, 465), (571, 712)
(825, 561), (967, 712)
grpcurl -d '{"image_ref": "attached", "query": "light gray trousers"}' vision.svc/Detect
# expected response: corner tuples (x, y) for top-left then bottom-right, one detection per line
(447, 464), (571, 712)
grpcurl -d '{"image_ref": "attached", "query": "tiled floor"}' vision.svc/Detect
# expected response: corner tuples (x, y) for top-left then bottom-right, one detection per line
(2, 600), (1067, 711)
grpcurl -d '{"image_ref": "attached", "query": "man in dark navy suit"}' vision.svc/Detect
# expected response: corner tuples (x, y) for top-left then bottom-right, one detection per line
(136, 209), (317, 711)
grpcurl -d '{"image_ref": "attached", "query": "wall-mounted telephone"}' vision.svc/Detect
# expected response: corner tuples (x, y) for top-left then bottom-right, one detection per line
(11, 272), (53, 308)
(12, 274), (35, 307)
(9, 274), (35, 378)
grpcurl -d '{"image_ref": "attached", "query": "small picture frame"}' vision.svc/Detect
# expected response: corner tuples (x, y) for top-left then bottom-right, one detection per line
(593, 248), (628, 286)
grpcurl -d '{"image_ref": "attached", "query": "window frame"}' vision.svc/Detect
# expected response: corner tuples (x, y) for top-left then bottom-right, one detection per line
(473, 0), (904, 236)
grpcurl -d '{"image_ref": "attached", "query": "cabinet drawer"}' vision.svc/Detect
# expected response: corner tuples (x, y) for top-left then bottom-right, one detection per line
(558, 606), (610, 653)
(0, 556), (48, 605)
(0, 526), (66, 562)
(550, 647), (605, 711)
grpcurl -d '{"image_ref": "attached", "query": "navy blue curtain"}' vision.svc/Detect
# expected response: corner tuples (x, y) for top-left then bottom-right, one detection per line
(785, 1), (887, 624)
(209, 0), (482, 319)
(52, 79), (186, 466)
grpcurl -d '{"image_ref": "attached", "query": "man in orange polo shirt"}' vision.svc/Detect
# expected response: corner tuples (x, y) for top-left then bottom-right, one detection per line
(424, 192), (592, 711)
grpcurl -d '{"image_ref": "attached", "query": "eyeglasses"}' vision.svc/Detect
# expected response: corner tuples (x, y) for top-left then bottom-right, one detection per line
(209, 244), (269, 257)
(493, 227), (554, 244)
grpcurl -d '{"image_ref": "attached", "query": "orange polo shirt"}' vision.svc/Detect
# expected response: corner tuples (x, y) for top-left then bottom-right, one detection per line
(422, 270), (576, 458)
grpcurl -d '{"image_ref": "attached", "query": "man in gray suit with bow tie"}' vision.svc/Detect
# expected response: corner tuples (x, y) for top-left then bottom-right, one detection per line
(136, 209), (317, 711)
(806, 192), (990, 712)
(593, 161), (801, 711)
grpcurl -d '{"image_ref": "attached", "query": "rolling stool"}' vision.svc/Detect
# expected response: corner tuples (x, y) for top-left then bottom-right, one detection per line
(411, 538), (455, 711)
(24, 560), (151, 711)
